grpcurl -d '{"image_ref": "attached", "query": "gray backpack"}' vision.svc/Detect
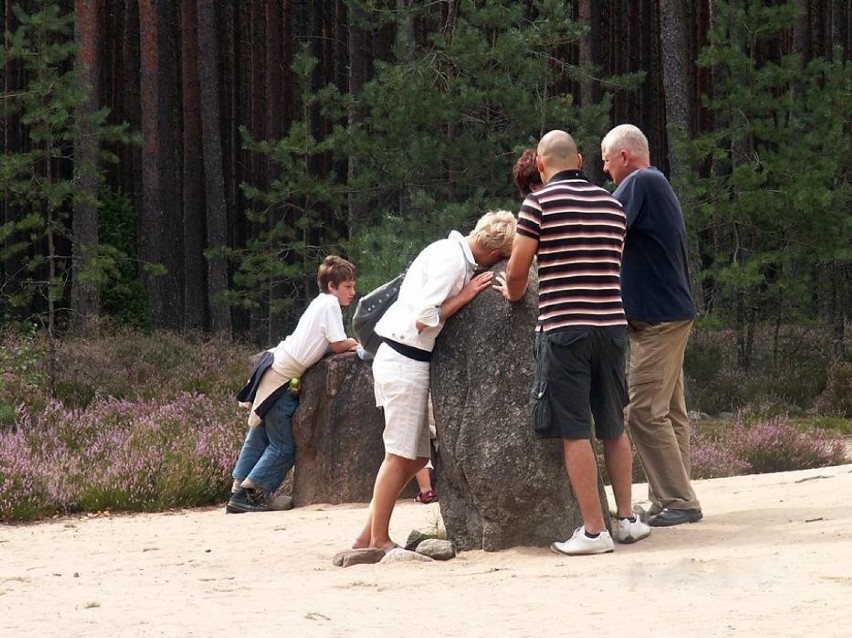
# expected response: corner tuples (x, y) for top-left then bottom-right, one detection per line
(352, 272), (405, 357)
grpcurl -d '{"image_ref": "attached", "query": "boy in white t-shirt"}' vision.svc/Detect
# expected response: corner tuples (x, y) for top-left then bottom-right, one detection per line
(227, 256), (360, 513)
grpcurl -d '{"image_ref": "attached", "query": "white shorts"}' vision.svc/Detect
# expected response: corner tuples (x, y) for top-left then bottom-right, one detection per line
(372, 343), (431, 460)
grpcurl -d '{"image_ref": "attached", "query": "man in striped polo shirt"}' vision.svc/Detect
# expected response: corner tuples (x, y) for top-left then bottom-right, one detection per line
(495, 130), (650, 555)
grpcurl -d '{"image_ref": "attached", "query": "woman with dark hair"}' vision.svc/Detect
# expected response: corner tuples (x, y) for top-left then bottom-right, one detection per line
(512, 148), (543, 197)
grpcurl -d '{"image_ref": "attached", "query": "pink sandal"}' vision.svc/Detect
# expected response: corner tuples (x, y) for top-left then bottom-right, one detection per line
(415, 489), (438, 504)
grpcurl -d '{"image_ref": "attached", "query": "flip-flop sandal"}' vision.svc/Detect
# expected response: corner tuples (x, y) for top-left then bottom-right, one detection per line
(415, 490), (438, 504)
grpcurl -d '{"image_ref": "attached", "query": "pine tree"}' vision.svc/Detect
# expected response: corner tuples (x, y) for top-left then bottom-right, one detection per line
(345, 0), (641, 288)
(0, 3), (129, 339)
(224, 46), (350, 336)
(677, 0), (851, 368)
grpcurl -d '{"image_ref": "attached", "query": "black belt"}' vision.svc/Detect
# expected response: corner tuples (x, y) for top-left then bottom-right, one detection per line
(382, 338), (432, 362)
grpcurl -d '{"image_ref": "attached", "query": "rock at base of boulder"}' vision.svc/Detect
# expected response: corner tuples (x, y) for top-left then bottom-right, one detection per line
(415, 538), (456, 560)
(269, 494), (294, 511)
(332, 548), (386, 568)
(404, 529), (441, 551)
(380, 548), (434, 564)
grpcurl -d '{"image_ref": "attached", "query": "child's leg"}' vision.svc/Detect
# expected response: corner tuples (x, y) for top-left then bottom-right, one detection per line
(243, 391), (299, 494)
(414, 466), (432, 493)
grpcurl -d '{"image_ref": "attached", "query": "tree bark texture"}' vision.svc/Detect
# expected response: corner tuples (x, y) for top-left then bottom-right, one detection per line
(181, 0), (206, 331)
(2, 1), (22, 321)
(197, 0), (233, 336)
(265, 0), (287, 341)
(658, 0), (691, 184)
(138, 0), (182, 328)
(72, 0), (102, 335)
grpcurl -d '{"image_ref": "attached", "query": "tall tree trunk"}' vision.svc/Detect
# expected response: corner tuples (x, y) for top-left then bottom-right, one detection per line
(830, 262), (848, 360)
(396, 0), (415, 60)
(181, 0), (206, 331)
(395, 0), (415, 215)
(658, 0), (691, 184)
(121, 0), (142, 210)
(829, 0), (849, 60)
(793, 0), (811, 62)
(265, 0), (287, 341)
(220, 1), (239, 249)
(138, 0), (165, 326)
(578, 0), (602, 184)
(347, 2), (368, 231)
(249, 1), (266, 193)
(2, 0), (21, 322)
(642, 3), (664, 164)
(197, 0), (232, 336)
(238, 2), (264, 343)
(72, 0), (102, 336)
(161, 0), (183, 328)
(138, 0), (183, 328)
(71, 0), (106, 328)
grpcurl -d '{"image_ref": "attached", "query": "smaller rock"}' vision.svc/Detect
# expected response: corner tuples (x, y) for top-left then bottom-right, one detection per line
(270, 494), (294, 511)
(689, 410), (712, 422)
(379, 548), (434, 564)
(332, 548), (386, 568)
(415, 539), (456, 561)
(404, 529), (438, 551)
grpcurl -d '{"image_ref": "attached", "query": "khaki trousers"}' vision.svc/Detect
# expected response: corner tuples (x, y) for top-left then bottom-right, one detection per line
(626, 319), (701, 512)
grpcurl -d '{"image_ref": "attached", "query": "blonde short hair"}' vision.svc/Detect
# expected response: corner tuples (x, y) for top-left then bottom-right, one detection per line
(469, 210), (517, 257)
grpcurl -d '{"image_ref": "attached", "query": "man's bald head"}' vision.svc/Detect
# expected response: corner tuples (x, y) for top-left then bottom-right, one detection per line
(536, 130), (582, 182)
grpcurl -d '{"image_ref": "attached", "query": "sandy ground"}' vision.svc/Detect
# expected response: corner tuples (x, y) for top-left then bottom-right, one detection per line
(2, 464), (851, 638)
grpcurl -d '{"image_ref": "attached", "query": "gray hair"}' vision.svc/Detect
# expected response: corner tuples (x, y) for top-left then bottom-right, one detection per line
(602, 124), (650, 157)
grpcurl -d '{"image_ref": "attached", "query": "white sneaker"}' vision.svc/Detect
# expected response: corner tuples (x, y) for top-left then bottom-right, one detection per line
(550, 527), (614, 555)
(614, 514), (651, 544)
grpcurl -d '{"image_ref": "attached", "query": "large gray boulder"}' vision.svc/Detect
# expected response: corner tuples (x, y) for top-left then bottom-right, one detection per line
(431, 262), (603, 551)
(291, 353), (384, 505)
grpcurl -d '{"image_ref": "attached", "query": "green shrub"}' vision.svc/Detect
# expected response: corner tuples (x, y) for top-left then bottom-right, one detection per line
(1, 326), (848, 523)
(685, 323), (847, 416)
(1, 394), (242, 522)
(0, 327), (49, 429)
(51, 329), (254, 408)
(691, 413), (847, 478)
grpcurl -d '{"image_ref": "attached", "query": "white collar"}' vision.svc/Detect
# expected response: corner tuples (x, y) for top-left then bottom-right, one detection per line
(448, 230), (476, 269)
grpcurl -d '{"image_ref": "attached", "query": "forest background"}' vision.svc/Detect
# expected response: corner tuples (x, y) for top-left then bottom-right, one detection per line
(1, 2), (850, 435)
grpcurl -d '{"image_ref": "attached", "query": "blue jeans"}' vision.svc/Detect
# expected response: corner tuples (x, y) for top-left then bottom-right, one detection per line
(232, 389), (299, 493)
